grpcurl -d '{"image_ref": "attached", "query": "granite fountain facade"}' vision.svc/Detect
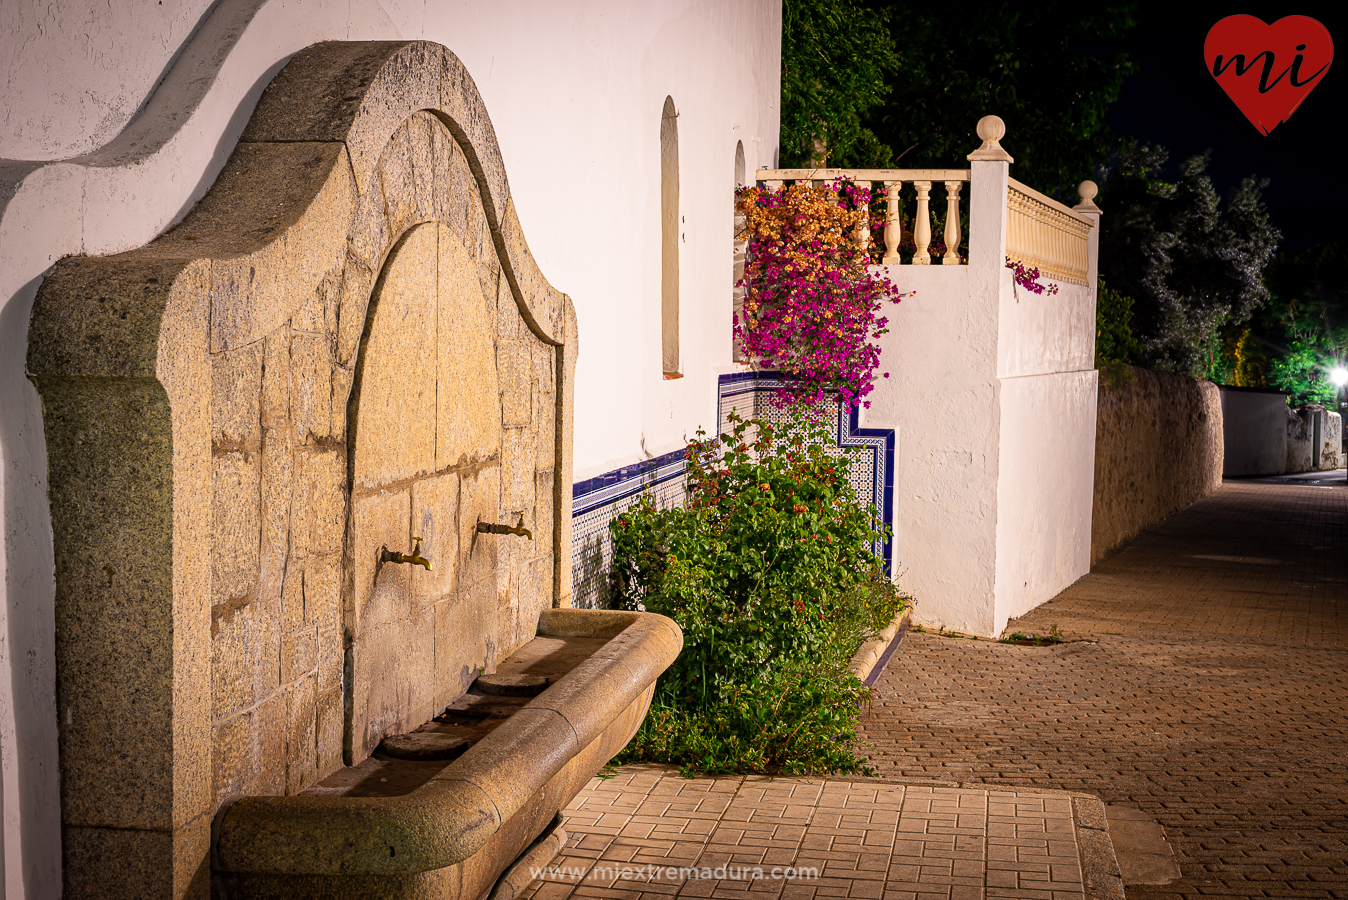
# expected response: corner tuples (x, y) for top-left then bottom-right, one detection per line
(26, 41), (678, 899)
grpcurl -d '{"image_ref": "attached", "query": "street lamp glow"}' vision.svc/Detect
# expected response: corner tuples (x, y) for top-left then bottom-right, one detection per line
(1332, 367), (1348, 388)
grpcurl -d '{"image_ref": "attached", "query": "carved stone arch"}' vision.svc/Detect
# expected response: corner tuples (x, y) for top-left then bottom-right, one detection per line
(27, 40), (576, 899)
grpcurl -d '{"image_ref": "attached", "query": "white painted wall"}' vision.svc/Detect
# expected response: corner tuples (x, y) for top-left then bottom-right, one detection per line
(1219, 387), (1290, 476)
(864, 263), (1002, 635)
(993, 370), (1097, 629)
(862, 159), (1097, 637)
(0, 2), (780, 895)
(992, 217), (1098, 632)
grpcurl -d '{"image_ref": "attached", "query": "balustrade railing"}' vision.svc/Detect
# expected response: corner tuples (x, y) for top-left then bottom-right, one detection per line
(750, 118), (1100, 292)
(753, 168), (970, 266)
(1006, 178), (1093, 285)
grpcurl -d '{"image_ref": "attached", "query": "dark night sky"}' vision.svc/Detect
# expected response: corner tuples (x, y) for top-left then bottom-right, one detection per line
(1101, 1), (1345, 256)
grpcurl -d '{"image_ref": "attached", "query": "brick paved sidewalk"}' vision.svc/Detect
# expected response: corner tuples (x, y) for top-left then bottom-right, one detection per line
(523, 765), (1123, 900)
(859, 481), (1348, 899)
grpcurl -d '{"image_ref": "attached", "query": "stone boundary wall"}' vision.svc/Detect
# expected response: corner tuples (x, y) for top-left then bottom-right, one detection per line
(1285, 405), (1343, 472)
(1092, 366), (1223, 565)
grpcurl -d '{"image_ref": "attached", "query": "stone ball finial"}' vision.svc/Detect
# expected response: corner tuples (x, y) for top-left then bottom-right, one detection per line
(976, 115), (1006, 143)
(967, 115), (1013, 163)
(1074, 179), (1102, 213)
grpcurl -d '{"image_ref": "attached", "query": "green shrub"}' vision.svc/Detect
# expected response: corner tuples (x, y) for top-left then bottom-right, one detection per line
(1095, 277), (1144, 388)
(610, 409), (906, 776)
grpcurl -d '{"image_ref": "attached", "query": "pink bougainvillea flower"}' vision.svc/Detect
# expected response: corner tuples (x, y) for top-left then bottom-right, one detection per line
(734, 180), (903, 410)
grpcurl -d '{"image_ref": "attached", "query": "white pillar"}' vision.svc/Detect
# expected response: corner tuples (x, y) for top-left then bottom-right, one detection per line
(911, 182), (932, 265)
(1073, 180), (1103, 362)
(942, 181), (963, 265)
(965, 115), (1012, 278)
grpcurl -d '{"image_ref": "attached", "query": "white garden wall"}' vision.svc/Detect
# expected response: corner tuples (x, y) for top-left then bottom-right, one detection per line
(1220, 386), (1293, 476)
(862, 265), (1003, 635)
(0, 3), (780, 896)
(857, 154), (1099, 637)
(994, 370), (1097, 627)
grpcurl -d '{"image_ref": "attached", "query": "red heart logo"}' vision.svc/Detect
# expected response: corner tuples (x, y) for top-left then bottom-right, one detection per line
(1204, 15), (1333, 135)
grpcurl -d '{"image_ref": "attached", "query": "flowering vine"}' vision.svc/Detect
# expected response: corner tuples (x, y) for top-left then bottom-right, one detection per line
(735, 181), (904, 409)
(1006, 257), (1059, 295)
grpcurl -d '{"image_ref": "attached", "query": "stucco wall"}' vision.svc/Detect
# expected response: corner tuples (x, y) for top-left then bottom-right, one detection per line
(1219, 386), (1290, 477)
(993, 262), (1098, 631)
(1286, 406), (1343, 472)
(1319, 410), (1343, 470)
(994, 369), (1097, 626)
(864, 265), (1003, 636)
(862, 161), (1098, 638)
(1092, 366), (1223, 565)
(0, 3), (780, 896)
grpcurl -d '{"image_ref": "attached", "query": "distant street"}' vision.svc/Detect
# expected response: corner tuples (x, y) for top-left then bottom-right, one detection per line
(860, 476), (1348, 898)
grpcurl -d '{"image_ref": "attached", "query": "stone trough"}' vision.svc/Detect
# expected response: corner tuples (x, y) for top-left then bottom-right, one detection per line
(215, 608), (680, 899)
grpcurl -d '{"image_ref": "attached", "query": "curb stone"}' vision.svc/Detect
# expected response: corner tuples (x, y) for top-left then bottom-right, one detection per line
(1073, 795), (1128, 900)
(848, 607), (911, 682)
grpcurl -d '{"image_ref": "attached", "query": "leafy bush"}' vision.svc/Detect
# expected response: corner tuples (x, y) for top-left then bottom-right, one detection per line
(610, 410), (906, 776)
(1222, 326), (1268, 389)
(1268, 334), (1344, 407)
(1258, 242), (1348, 406)
(1095, 277), (1144, 387)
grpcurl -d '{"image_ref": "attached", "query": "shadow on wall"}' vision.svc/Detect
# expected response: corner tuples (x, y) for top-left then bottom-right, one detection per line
(0, 41), (301, 894)
(0, 273), (61, 898)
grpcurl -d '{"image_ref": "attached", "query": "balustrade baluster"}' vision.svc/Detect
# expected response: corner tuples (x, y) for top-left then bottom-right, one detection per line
(882, 181), (903, 265)
(912, 181), (932, 265)
(942, 181), (962, 265)
(854, 181), (872, 253)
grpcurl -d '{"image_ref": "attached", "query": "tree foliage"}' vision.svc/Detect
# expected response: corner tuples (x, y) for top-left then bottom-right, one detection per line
(1254, 242), (1348, 406)
(1094, 277), (1144, 387)
(860, 0), (1137, 196)
(780, 0), (898, 167)
(1098, 145), (1280, 377)
(1264, 242), (1348, 347)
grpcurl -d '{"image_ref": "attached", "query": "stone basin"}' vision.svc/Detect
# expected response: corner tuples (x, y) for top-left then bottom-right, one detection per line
(214, 608), (681, 899)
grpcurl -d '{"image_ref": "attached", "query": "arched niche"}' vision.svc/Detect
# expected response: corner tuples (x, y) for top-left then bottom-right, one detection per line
(660, 95), (680, 376)
(25, 40), (577, 898)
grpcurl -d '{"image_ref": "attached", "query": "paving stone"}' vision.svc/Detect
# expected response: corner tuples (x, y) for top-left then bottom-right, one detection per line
(519, 766), (1097, 900)
(858, 481), (1348, 899)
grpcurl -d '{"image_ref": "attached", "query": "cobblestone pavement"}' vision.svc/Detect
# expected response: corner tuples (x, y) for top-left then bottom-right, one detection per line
(858, 481), (1348, 898)
(525, 765), (1110, 900)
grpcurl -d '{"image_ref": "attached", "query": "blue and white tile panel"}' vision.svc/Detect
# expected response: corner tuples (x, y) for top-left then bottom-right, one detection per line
(569, 371), (895, 608)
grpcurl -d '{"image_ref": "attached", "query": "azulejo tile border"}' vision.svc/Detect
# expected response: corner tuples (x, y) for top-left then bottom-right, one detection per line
(569, 372), (895, 608)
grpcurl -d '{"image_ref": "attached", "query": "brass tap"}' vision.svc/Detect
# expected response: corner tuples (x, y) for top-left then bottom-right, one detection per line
(381, 536), (432, 570)
(476, 518), (533, 540)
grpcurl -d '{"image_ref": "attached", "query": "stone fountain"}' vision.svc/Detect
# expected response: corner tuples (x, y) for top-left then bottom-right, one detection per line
(27, 41), (679, 900)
